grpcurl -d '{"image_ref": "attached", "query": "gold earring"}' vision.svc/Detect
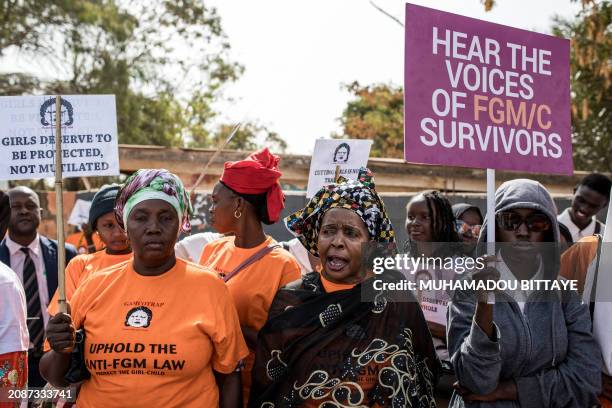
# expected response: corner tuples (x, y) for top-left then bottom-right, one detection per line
(234, 210), (242, 219)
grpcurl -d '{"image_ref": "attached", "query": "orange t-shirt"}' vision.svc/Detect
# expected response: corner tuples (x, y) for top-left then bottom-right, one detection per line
(68, 258), (248, 408)
(66, 231), (104, 255)
(199, 235), (301, 403)
(559, 235), (599, 295)
(558, 236), (612, 406)
(320, 273), (356, 293)
(47, 251), (132, 317)
(199, 235), (301, 332)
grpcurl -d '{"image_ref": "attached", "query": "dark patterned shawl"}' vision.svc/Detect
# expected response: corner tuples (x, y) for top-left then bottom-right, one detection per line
(248, 271), (439, 407)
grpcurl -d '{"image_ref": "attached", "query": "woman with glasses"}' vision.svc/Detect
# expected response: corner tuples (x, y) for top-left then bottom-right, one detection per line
(452, 203), (483, 255)
(447, 179), (601, 407)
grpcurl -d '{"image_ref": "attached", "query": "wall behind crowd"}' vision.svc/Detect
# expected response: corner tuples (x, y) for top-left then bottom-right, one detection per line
(34, 190), (607, 246)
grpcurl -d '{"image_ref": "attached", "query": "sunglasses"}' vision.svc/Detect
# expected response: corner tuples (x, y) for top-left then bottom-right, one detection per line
(496, 212), (551, 233)
(455, 220), (481, 237)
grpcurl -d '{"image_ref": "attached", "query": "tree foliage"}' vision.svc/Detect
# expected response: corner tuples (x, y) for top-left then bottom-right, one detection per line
(553, 1), (611, 171)
(334, 81), (404, 158)
(0, 0), (284, 151)
(483, 0), (611, 171)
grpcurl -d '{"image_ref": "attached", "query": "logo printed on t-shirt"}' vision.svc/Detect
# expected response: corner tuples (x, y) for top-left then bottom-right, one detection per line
(124, 306), (153, 328)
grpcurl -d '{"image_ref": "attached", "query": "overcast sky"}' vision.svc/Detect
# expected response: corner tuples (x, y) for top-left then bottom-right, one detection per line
(208, 0), (582, 154)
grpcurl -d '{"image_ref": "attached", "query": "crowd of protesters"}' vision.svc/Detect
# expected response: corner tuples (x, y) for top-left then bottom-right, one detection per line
(0, 148), (611, 407)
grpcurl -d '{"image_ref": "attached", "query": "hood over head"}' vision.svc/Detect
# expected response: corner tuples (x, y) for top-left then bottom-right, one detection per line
(477, 178), (560, 278)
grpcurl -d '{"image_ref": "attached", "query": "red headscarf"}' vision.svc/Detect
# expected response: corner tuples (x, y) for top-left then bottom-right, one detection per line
(220, 148), (285, 223)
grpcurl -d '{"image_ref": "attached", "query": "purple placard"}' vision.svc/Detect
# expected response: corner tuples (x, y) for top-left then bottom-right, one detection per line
(404, 4), (572, 175)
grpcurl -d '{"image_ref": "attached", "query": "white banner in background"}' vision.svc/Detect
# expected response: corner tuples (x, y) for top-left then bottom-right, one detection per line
(0, 95), (119, 180)
(306, 139), (372, 198)
(68, 199), (92, 227)
(593, 190), (612, 374)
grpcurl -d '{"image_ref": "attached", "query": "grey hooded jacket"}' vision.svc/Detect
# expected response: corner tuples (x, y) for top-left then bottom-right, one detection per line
(447, 179), (602, 407)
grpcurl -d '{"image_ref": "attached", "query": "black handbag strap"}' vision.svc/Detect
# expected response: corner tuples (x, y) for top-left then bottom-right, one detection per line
(223, 244), (281, 283)
(594, 221), (601, 235)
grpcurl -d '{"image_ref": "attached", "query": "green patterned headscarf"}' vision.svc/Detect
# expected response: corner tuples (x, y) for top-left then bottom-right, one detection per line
(285, 167), (395, 257)
(114, 169), (192, 233)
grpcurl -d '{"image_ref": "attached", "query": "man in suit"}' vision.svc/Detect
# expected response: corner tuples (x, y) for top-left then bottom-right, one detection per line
(0, 186), (77, 387)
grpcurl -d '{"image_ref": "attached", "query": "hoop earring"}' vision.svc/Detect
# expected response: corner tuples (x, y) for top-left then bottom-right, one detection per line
(234, 210), (242, 219)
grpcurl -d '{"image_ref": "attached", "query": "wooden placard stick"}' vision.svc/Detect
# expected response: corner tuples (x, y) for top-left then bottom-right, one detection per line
(189, 122), (243, 194)
(55, 95), (67, 314)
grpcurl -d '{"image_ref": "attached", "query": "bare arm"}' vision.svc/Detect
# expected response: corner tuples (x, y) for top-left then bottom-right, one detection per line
(39, 312), (75, 387)
(241, 325), (258, 350)
(215, 370), (242, 408)
(40, 350), (71, 387)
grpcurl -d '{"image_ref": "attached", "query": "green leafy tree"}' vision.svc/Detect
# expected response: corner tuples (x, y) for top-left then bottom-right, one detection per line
(334, 81), (404, 158)
(553, 1), (611, 171)
(0, 1), (75, 55)
(0, 0), (242, 147)
(483, 0), (611, 171)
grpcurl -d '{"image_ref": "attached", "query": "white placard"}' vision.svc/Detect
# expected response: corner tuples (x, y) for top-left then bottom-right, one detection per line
(306, 139), (372, 198)
(0, 95), (119, 180)
(67, 199), (92, 227)
(593, 191), (612, 374)
(595, 198), (612, 301)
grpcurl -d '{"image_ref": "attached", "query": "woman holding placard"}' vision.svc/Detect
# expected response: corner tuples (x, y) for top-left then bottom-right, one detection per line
(447, 179), (601, 407)
(40, 169), (248, 408)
